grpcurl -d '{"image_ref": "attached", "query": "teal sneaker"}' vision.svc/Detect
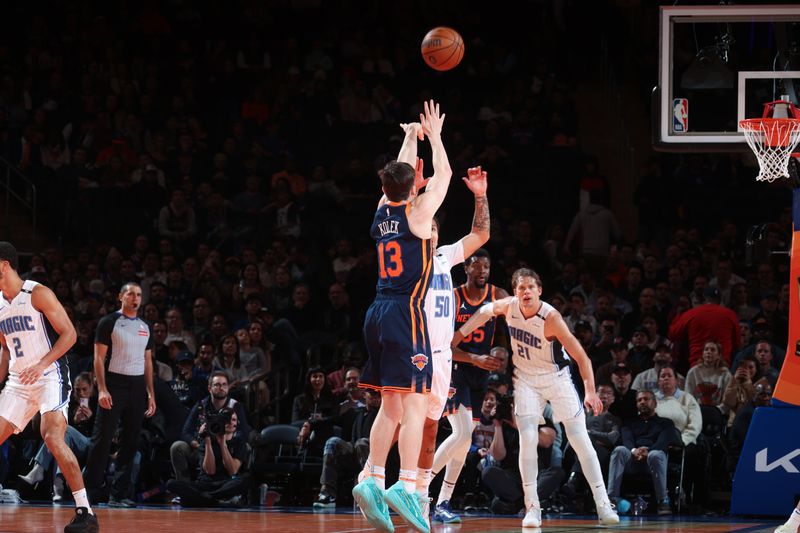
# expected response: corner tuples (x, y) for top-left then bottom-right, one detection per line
(352, 477), (394, 532)
(383, 481), (430, 533)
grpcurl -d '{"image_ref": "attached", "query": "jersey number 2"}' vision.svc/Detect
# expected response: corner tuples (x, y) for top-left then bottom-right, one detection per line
(11, 338), (23, 358)
(378, 241), (403, 279)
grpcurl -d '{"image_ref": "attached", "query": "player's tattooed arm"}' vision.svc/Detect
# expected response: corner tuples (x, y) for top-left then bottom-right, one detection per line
(460, 166), (490, 257)
(472, 195), (489, 233)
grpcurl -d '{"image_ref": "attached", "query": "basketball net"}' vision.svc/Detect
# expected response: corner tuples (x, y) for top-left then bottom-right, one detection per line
(739, 98), (800, 182)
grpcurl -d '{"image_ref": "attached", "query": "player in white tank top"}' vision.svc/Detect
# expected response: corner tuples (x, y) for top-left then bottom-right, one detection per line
(412, 166), (497, 524)
(0, 280), (66, 377)
(452, 268), (619, 528)
(423, 241), (462, 421)
(0, 241), (98, 530)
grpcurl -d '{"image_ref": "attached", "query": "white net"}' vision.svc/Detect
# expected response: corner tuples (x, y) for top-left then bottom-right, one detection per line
(740, 118), (800, 182)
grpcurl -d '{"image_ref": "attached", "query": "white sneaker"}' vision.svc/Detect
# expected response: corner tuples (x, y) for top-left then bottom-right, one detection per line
(597, 499), (620, 525)
(775, 523), (798, 533)
(522, 505), (542, 528)
(419, 495), (431, 529)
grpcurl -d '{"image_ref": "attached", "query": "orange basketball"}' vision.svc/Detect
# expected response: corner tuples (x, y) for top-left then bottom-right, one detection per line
(421, 27), (464, 71)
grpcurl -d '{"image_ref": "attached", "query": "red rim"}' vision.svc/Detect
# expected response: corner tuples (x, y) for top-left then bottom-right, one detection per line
(739, 118), (800, 147)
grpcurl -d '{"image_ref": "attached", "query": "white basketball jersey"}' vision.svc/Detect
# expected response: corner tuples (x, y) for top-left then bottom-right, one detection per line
(506, 298), (571, 376)
(0, 280), (60, 375)
(424, 242), (464, 351)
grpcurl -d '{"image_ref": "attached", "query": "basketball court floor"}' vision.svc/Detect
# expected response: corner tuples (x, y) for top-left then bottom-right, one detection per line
(0, 503), (787, 533)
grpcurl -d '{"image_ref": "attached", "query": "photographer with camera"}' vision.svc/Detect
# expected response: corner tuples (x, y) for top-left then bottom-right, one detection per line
(480, 395), (564, 515)
(170, 371), (252, 487)
(165, 407), (251, 507)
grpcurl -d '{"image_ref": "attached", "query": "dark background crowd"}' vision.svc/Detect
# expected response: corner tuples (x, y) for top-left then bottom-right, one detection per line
(0, 0), (794, 518)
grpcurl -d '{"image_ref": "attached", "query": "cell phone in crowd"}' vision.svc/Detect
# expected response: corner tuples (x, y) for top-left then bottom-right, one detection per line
(79, 398), (89, 407)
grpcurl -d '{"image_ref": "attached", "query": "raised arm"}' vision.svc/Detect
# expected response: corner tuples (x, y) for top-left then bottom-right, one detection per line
(378, 124), (426, 208)
(456, 166), (490, 258)
(397, 123), (423, 166)
(452, 297), (513, 347)
(409, 100), (452, 226)
(545, 310), (602, 414)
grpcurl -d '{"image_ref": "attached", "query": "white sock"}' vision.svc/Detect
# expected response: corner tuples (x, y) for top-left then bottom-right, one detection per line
(399, 469), (417, 494)
(370, 464), (386, 490)
(416, 468), (432, 497)
(72, 489), (93, 514)
(363, 458), (373, 477)
(787, 508), (800, 529)
(437, 479), (456, 504)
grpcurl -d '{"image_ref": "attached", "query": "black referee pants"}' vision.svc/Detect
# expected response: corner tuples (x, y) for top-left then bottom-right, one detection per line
(83, 372), (147, 500)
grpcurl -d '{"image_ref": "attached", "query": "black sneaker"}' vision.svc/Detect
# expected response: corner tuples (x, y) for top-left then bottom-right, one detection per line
(107, 497), (136, 508)
(64, 507), (99, 533)
(313, 492), (336, 509)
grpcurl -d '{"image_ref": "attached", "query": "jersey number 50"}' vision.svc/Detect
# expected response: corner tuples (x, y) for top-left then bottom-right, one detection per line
(378, 241), (404, 279)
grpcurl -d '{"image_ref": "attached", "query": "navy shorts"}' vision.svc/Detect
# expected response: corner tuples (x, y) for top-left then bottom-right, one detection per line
(446, 363), (488, 417)
(361, 294), (432, 394)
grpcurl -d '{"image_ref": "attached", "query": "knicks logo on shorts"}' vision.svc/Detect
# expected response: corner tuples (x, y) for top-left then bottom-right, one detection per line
(447, 386), (456, 400)
(411, 354), (429, 371)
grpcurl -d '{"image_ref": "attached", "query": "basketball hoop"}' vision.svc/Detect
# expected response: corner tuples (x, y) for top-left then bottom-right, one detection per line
(740, 99), (800, 182)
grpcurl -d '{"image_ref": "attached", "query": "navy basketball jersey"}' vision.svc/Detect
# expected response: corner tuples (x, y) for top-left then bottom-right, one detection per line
(371, 202), (433, 301)
(454, 284), (499, 355)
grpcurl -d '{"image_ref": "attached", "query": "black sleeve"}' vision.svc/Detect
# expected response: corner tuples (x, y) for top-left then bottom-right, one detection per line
(621, 423), (635, 450)
(232, 400), (252, 439)
(95, 313), (117, 345)
(145, 322), (155, 351)
(230, 437), (250, 466)
(181, 403), (201, 443)
(291, 395), (305, 424)
(652, 418), (678, 451)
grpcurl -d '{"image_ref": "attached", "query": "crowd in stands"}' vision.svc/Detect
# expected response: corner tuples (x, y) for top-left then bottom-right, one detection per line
(0, 0), (791, 518)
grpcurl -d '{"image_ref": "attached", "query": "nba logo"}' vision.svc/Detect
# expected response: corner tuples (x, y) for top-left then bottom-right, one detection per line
(673, 98), (689, 132)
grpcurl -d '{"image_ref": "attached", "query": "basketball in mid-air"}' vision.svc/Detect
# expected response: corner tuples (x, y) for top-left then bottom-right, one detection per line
(421, 27), (464, 71)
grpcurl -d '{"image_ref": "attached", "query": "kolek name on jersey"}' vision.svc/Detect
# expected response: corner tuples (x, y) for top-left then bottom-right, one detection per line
(377, 220), (400, 237)
(0, 315), (36, 335)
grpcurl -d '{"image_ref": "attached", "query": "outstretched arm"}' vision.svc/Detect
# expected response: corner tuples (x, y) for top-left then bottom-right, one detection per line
(452, 297), (512, 346)
(457, 166), (490, 258)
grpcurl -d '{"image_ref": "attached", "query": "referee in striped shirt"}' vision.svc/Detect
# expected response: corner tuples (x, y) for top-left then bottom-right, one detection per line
(83, 282), (156, 507)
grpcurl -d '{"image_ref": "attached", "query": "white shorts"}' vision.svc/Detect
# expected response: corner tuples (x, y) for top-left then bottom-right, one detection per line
(426, 347), (453, 420)
(0, 371), (70, 433)
(513, 366), (583, 423)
